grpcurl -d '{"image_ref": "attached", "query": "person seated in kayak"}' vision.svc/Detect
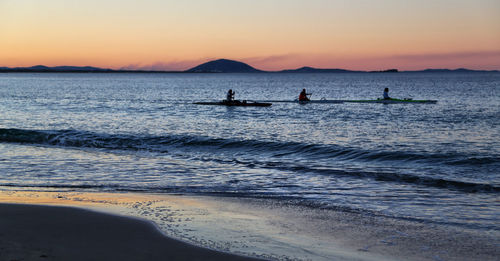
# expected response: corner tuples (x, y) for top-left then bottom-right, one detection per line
(298, 89), (311, 101)
(226, 89), (235, 102)
(383, 88), (391, 100)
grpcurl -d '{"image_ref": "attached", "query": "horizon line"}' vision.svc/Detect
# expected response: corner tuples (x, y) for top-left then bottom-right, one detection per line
(2, 59), (500, 73)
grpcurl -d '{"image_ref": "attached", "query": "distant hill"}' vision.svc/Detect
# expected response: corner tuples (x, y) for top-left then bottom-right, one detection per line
(186, 59), (262, 73)
(51, 66), (110, 72)
(0, 65), (113, 72)
(369, 69), (399, 73)
(279, 66), (360, 73)
(404, 68), (500, 73)
(1, 60), (498, 73)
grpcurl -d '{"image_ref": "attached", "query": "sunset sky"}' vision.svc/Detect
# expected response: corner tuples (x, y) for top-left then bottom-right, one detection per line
(1, 0), (499, 71)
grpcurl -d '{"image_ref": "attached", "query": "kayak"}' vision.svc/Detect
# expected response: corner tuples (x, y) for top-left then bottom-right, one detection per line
(194, 100), (272, 107)
(262, 100), (344, 104)
(259, 98), (436, 104)
(342, 98), (437, 104)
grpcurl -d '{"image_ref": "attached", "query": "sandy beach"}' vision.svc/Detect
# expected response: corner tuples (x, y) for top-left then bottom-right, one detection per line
(0, 203), (259, 261)
(0, 191), (499, 261)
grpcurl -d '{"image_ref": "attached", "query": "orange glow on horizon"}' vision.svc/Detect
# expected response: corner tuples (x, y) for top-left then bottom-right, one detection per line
(1, 0), (499, 71)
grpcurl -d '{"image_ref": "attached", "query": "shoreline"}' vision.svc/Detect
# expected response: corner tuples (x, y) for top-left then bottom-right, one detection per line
(0, 203), (259, 261)
(0, 190), (498, 261)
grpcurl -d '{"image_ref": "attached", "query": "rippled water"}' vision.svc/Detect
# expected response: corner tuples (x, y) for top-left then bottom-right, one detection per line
(0, 72), (499, 231)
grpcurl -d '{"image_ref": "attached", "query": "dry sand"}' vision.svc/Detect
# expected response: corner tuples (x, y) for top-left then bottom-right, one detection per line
(0, 203), (260, 261)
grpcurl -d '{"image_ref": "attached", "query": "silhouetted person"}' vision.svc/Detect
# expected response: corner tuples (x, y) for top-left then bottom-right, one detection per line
(383, 88), (390, 99)
(298, 89), (311, 101)
(226, 89), (235, 102)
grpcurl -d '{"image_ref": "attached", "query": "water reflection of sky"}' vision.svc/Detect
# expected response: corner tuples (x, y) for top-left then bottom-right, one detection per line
(0, 73), (499, 231)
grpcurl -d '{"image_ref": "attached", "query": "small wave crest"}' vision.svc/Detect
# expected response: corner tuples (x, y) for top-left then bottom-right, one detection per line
(1, 128), (497, 168)
(292, 166), (499, 193)
(0, 126), (498, 194)
(211, 158), (499, 193)
(1, 164), (498, 194)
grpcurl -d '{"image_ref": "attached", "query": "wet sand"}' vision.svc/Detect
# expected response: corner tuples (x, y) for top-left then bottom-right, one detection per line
(0, 203), (259, 261)
(0, 191), (498, 261)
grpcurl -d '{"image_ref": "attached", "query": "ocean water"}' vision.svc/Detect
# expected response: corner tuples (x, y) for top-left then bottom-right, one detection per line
(0, 72), (499, 232)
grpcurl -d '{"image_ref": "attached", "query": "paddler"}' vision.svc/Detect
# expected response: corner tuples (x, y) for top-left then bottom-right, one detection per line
(383, 88), (391, 99)
(298, 89), (311, 101)
(226, 89), (235, 102)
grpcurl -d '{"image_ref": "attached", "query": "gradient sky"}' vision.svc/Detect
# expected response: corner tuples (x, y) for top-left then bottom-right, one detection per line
(1, 0), (499, 71)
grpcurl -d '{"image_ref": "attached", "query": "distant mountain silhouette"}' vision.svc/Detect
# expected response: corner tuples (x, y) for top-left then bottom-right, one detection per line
(186, 59), (261, 73)
(369, 69), (399, 73)
(0, 65), (112, 72)
(406, 68), (499, 73)
(1, 60), (498, 73)
(279, 66), (360, 73)
(51, 66), (110, 71)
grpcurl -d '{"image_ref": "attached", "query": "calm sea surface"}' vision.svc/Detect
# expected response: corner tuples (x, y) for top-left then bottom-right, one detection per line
(0, 72), (499, 231)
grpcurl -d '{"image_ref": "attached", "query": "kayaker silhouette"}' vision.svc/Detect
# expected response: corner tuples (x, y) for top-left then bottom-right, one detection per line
(298, 89), (311, 101)
(226, 89), (235, 102)
(383, 88), (390, 100)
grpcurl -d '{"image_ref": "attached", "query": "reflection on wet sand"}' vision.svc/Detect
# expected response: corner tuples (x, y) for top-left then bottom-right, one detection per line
(1, 190), (498, 261)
